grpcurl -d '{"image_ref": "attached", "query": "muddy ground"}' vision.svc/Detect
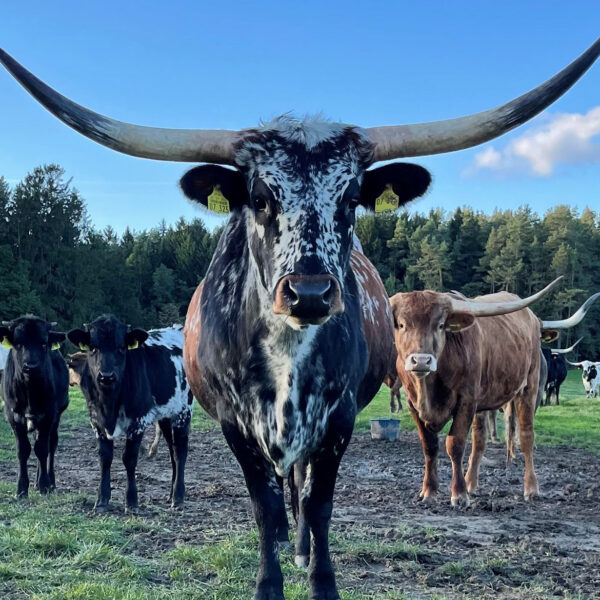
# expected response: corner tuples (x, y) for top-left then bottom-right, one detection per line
(2, 425), (599, 599)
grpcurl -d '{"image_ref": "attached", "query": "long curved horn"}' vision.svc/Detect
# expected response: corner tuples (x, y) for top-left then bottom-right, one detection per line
(0, 49), (238, 164)
(367, 38), (600, 161)
(566, 359), (584, 367)
(550, 337), (583, 355)
(541, 292), (600, 329)
(449, 277), (562, 317)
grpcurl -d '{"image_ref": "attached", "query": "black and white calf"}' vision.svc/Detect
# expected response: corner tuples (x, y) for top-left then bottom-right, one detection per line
(0, 316), (69, 497)
(67, 317), (192, 513)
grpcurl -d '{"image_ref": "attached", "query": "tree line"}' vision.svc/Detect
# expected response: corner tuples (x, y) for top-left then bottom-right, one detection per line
(1, 165), (599, 358)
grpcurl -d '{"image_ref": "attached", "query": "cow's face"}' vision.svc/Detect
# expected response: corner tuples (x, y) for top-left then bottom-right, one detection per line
(68, 316), (147, 435)
(390, 292), (475, 379)
(180, 118), (431, 329)
(582, 362), (598, 382)
(0, 317), (65, 380)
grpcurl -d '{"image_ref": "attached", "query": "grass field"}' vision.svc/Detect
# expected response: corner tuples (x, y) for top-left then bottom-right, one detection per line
(0, 370), (598, 599)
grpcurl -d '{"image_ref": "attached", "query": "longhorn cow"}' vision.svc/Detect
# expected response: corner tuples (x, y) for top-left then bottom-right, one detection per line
(390, 288), (599, 506)
(1, 40), (599, 600)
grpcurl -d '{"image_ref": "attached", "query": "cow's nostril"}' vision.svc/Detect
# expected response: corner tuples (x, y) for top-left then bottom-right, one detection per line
(322, 280), (334, 306)
(411, 356), (418, 365)
(425, 356), (432, 365)
(285, 280), (300, 306)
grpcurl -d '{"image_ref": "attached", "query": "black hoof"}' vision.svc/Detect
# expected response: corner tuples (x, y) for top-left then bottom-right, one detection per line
(94, 503), (109, 514)
(125, 505), (140, 515)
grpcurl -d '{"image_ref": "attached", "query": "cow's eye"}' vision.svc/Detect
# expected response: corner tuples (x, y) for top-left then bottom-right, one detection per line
(253, 195), (269, 213)
(438, 322), (445, 330)
(41, 343), (47, 351)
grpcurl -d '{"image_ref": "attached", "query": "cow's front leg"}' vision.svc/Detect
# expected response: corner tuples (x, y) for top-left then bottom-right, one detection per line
(446, 401), (475, 508)
(95, 436), (113, 513)
(221, 420), (285, 600)
(292, 460), (310, 567)
(47, 422), (59, 490)
(465, 412), (488, 495)
(123, 434), (143, 513)
(303, 416), (353, 600)
(12, 421), (31, 498)
(33, 423), (51, 494)
(408, 402), (439, 502)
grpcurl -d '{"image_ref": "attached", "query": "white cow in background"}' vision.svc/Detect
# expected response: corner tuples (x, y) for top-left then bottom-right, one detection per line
(568, 360), (600, 398)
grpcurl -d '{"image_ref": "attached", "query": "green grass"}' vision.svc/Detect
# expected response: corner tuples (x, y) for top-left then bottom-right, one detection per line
(0, 369), (598, 597)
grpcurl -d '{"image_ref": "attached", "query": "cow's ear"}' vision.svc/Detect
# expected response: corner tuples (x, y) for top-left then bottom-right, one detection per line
(126, 329), (148, 351)
(360, 163), (431, 212)
(180, 165), (248, 214)
(49, 331), (66, 351)
(541, 329), (559, 343)
(0, 326), (13, 348)
(67, 329), (91, 351)
(446, 312), (475, 333)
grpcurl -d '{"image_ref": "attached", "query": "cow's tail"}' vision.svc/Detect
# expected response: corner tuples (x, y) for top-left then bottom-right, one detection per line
(504, 401), (518, 468)
(288, 470), (300, 523)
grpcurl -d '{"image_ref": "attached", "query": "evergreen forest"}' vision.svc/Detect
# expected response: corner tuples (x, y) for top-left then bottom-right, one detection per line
(1, 165), (599, 357)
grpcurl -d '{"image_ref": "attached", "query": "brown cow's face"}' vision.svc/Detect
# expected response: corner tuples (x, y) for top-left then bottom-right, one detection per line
(390, 292), (474, 379)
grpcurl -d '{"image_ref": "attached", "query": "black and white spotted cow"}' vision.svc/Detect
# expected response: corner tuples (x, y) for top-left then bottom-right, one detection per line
(0, 316), (69, 497)
(2, 40), (599, 600)
(67, 317), (192, 513)
(569, 360), (600, 398)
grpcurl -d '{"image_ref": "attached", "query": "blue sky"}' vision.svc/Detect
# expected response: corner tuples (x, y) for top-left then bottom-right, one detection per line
(1, 1), (599, 233)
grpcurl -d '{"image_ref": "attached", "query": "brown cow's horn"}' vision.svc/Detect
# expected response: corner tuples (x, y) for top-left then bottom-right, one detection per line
(0, 49), (239, 164)
(449, 277), (563, 317)
(550, 337), (583, 355)
(541, 292), (600, 329)
(367, 38), (600, 161)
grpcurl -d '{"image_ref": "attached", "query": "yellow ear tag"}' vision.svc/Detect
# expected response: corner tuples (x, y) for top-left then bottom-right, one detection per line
(78, 343), (90, 351)
(207, 186), (230, 214)
(127, 340), (139, 351)
(374, 186), (400, 213)
(51, 342), (61, 351)
(1, 337), (13, 349)
(447, 323), (462, 333)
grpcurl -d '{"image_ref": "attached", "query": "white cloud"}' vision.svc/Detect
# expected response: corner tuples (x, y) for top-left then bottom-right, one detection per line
(465, 106), (600, 177)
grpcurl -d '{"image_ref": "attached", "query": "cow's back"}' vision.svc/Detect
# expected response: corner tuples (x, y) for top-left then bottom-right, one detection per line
(471, 292), (541, 407)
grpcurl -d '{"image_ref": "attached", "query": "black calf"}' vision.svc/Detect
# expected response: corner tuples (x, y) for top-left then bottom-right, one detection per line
(0, 316), (68, 497)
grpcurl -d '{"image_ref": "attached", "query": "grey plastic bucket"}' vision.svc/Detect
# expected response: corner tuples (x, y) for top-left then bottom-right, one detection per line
(370, 418), (400, 441)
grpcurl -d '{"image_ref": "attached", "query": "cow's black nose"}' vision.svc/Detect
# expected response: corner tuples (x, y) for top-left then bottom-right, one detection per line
(273, 274), (343, 323)
(98, 372), (117, 385)
(22, 362), (40, 373)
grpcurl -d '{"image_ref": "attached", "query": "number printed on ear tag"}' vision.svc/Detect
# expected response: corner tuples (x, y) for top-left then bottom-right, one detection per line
(374, 186), (400, 213)
(207, 187), (230, 214)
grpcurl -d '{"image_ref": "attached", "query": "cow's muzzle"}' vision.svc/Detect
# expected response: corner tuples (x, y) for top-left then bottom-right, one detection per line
(97, 371), (117, 389)
(405, 354), (437, 378)
(273, 274), (343, 326)
(22, 361), (41, 375)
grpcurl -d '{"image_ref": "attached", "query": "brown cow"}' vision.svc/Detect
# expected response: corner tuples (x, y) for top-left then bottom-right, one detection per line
(383, 373), (403, 412)
(390, 280), (565, 507)
(67, 352), (87, 387)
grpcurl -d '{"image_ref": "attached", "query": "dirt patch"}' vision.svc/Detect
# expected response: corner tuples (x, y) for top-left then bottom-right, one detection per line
(1, 425), (599, 599)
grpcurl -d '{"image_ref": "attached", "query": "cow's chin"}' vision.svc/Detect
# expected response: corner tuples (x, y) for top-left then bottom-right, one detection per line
(286, 315), (331, 330)
(408, 369), (432, 380)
